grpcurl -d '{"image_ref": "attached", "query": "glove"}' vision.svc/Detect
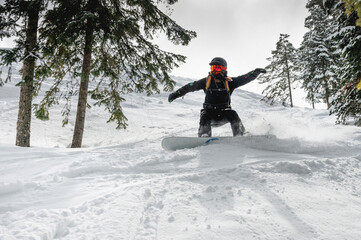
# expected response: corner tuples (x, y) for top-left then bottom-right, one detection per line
(252, 68), (266, 77)
(168, 91), (180, 103)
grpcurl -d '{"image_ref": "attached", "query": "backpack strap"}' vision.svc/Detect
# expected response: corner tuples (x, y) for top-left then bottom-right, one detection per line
(206, 75), (232, 92)
(224, 78), (230, 92)
(206, 75), (212, 90)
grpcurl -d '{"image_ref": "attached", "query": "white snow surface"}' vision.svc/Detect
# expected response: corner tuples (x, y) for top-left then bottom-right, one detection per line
(1, 73), (361, 240)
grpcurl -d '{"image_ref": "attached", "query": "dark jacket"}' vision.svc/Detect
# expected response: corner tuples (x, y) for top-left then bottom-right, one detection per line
(173, 70), (259, 109)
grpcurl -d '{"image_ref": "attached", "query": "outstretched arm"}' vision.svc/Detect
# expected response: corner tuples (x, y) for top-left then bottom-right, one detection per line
(168, 78), (206, 102)
(232, 68), (266, 89)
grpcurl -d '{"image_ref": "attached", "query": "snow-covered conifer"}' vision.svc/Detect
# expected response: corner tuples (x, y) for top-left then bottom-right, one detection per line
(325, 0), (361, 125)
(258, 34), (298, 107)
(298, 1), (341, 109)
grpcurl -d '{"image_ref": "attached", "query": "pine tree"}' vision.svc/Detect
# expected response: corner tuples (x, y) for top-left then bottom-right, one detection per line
(0, 0), (45, 147)
(35, 0), (196, 148)
(258, 34), (298, 107)
(343, 0), (361, 26)
(325, 0), (361, 125)
(298, 1), (340, 109)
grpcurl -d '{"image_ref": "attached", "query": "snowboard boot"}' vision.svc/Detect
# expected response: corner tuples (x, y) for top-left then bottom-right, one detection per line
(198, 123), (211, 137)
(231, 120), (245, 136)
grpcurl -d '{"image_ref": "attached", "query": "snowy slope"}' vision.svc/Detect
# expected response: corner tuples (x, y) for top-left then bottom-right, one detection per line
(1, 73), (361, 240)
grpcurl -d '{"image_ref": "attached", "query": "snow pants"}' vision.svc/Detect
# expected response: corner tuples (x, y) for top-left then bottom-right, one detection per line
(198, 108), (245, 137)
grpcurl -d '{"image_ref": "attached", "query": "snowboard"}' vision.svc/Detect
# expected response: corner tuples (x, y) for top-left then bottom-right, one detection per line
(161, 136), (233, 151)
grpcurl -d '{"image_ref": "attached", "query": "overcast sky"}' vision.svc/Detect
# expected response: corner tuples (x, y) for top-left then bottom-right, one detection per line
(0, 0), (310, 97)
(158, 0), (309, 94)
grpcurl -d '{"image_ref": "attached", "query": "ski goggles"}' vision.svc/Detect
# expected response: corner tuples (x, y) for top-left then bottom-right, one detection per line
(211, 65), (227, 72)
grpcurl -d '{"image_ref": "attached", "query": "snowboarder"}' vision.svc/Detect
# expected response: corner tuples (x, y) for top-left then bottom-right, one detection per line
(168, 57), (266, 137)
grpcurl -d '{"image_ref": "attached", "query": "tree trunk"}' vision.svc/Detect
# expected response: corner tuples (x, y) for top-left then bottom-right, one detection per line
(324, 81), (331, 109)
(322, 60), (331, 109)
(71, 19), (94, 148)
(287, 75), (293, 108)
(284, 55), (293, 108)
(16, 3), (40, 147)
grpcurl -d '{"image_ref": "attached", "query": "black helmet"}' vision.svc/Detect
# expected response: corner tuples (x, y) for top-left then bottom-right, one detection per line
(209, 57), (227, 67)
